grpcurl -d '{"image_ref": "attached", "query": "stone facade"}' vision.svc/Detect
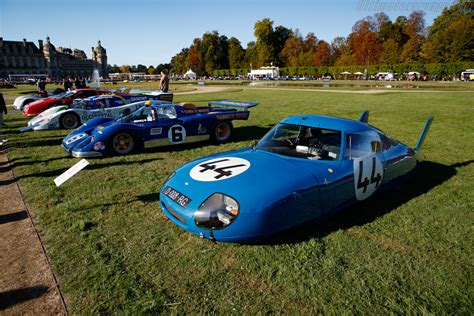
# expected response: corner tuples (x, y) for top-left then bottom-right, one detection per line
(0, 37), (108, 79)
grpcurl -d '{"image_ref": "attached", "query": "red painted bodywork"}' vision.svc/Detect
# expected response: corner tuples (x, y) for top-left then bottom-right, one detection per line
(23, 88), (105, 116)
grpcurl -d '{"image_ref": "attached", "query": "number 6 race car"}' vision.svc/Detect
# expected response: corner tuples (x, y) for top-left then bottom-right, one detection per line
(23, 91), (173, 131)
(159, 111), (433, 242)
(62, 100), (258, 157)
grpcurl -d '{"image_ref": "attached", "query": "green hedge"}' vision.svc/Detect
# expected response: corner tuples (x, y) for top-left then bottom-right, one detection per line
(213, 62), (474, 77)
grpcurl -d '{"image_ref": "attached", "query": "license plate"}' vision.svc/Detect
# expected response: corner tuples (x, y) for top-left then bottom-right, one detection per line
(162, 186), (192, 208)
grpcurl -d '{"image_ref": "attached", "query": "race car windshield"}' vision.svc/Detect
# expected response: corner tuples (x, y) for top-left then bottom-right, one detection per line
(117, 105), (177, 123)
(256, 123), (342, 160)
(54, 91), (75, 99)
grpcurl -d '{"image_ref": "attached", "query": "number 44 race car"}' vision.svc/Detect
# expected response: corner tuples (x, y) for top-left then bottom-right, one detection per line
(62, 100), (258, 157)
(159, 111), (433, 242)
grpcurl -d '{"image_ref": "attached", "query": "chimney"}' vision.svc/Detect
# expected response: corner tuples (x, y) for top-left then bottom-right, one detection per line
(0, 37), (3, 48)
(38, 39), (43, 50)
(23, 38), (27, 47)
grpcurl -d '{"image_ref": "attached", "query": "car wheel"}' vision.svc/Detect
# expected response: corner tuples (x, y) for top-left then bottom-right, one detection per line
(60, 113), (80, 129)
(212, 121), (233, 144)
(112, 132), (135, 155)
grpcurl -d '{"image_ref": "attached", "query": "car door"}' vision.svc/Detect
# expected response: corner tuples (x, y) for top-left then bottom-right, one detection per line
(335, 130), (385, 207)
(379, 133), (416, 184)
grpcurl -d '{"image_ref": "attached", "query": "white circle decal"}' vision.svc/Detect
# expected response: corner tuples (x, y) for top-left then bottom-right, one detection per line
(190, 157), (251, 181)
(168, 124), (186, 144)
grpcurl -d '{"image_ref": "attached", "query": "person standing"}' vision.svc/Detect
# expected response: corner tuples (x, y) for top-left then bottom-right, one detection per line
(74, 77), (81, 89)
(37, 78), (47, 96)
(160, 70), (170, 92)
(0, 93), (7, 127)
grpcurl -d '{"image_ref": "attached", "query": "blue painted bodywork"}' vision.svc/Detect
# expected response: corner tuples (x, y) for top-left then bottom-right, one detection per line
(160, 112), (433, 242)
(62, 100), (258, 157)
(71, 92), (173, 110)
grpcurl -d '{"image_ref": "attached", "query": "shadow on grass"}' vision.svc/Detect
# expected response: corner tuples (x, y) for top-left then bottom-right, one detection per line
(5, 136), (66, 149)
(255, 160), (473, 245)
(0, 285), (49, 310)
(0, 157), (161, 186)
(0, 156), (70, 172)
(68, 192), (161, 212)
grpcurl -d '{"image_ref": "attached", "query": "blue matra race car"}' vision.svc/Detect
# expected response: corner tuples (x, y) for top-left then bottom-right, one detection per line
(62, 100), (258, 157)
(160, 111), (433, 242)
(25, 91), (173, 131)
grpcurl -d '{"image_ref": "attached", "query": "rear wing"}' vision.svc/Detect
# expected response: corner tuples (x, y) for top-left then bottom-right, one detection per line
(415, 117), (433, 151)
(358, 110), (369, 123)
(208, 100), (258, 109)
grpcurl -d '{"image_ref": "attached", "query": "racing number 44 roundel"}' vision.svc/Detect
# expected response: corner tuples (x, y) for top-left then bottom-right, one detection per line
(190, 157), (251, 182)
(353, 154), (384, 200)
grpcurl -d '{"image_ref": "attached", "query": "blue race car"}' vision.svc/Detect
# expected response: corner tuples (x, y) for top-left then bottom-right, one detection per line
(159, 111), (433, 242)
(62, 100), (258, 157)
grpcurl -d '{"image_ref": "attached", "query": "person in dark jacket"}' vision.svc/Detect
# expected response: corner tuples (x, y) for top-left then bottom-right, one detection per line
(0, 92), (7, 127)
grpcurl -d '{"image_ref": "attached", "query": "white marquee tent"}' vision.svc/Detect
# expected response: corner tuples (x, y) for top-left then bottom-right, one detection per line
(184, 69), (196, 79)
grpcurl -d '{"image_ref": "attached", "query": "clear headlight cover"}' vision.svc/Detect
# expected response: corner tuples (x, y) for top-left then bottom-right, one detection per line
(194, 193), (239, 230)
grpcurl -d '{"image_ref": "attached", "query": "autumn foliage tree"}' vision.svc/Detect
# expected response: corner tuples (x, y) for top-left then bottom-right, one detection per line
(348, 20), (383, 65)
(168, 2), (473, 75)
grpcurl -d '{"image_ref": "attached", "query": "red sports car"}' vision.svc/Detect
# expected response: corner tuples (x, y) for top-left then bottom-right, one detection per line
(23, 88), (105, 116)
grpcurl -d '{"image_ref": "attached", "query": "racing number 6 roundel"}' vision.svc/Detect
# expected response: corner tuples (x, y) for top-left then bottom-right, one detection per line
(168, 125), (186, 144)
(353, 154), (384, 200)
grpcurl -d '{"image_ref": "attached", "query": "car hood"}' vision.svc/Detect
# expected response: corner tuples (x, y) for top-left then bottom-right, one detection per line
(28, 106), (68, 126)
(165, 148), (332, 210)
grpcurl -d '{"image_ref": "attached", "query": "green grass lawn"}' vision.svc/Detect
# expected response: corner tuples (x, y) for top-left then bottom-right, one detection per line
(1, 88), (473, 313)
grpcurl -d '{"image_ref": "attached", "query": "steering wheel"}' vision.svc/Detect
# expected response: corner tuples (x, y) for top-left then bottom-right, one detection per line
(283, 138), (294, 146)
(309, 139), (324, 154)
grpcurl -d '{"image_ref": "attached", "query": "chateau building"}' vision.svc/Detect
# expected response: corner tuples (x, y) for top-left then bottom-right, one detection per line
(0, 37), (108, 79)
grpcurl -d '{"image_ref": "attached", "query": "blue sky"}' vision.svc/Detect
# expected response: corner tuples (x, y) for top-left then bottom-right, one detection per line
(1, 0), (453, 66)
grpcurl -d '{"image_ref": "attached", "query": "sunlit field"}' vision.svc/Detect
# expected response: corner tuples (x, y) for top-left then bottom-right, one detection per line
(1, 85), (473, 313)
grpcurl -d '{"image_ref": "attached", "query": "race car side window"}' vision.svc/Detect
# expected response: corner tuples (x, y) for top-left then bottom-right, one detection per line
(379, 132), (399, 150)
(344, 131), (382, 159)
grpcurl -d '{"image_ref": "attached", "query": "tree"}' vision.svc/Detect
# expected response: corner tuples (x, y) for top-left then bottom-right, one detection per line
(254, 18), (276, 66)
(228, 37), (244, 69)
(381, 39), (401, 64)
(186, 38), (202, 73)
(136, 64), (147, 73)
(244, 41), (258, 69)
(272, 25), (292, 65)
(349, 20), (383, 65)
(374, 12), (390, 32)
(401, 11), (426, 62)
(119, 65), (130, 73)
(280, 33), (303, 67)
(312, 40), (331, 66)
(170, 48), (188, 75)
(147, 66), (156, 75)
(421, 0), (474, 62)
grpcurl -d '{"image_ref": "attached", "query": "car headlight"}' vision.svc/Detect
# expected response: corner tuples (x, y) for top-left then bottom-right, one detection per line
(194, 193), (239, 230)
(93, 141), (105, 150)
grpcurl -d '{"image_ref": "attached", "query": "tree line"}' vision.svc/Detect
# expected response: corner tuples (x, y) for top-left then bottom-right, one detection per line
(110, 0), (473, 76)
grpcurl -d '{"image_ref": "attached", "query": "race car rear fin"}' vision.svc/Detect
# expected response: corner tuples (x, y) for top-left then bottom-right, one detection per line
(358, 110), (369, 123)
(415, 116), (433, 151)
(208, 100), (258, 109)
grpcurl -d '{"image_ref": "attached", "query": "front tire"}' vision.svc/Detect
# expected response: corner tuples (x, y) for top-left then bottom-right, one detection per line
(59, 112), (80, 129)
(212, 121), (233, 144)
(111, 132), (135, 155)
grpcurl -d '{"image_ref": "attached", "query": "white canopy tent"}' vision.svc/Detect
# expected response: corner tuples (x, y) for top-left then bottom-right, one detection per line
(184, 69), (197, 80)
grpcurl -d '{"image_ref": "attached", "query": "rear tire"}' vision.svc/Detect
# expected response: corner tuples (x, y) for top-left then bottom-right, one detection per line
(59, 112), (80, 129)
(212, 121), (233, 144)
(111, 132), (135, 155)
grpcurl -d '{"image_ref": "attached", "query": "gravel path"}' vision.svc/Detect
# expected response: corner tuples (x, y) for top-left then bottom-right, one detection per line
(0, 145), (66, 315)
